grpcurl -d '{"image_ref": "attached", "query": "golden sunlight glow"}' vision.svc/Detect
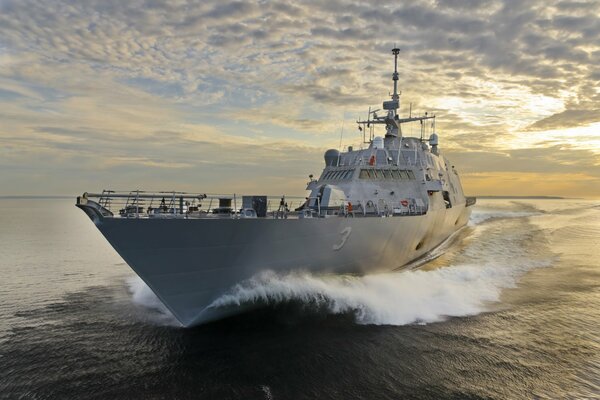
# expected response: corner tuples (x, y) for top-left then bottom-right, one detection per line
(463, 172), (600, 198)
(432, 77), (566, 130)
(511, 123), (600, 157)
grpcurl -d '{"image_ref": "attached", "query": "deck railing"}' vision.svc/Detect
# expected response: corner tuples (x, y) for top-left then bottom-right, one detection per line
(81, 190), (309, 219)
(79, 190), (430, 220)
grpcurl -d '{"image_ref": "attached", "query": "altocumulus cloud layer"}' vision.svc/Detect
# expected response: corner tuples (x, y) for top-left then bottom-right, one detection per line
(0, 0), (599, 197)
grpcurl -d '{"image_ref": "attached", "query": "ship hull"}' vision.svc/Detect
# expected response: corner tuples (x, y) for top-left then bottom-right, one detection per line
(90, 204), (471, 327)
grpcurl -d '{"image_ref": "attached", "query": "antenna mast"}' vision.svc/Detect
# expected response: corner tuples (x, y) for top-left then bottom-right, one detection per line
(392, 48), (400, 103)
(356, 48), (435, 140)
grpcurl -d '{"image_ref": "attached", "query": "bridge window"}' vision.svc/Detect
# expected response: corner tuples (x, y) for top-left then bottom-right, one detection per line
(322, 169), (356, 181)
(358, 168), (416, 180)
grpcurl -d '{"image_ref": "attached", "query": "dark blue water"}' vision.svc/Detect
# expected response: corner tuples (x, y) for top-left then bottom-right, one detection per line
(1, 199), (599, 399)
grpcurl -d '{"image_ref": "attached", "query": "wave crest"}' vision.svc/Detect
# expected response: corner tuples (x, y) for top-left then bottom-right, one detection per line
(209, 258), (549, 325)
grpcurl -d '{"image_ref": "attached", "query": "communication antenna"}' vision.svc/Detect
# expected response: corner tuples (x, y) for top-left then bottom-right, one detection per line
(391, 48), (400, 103)
(338, 115), (345, 165)
(420, 118), (424, 141)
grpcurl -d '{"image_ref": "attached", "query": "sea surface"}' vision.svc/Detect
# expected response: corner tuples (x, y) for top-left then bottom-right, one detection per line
(0, 198), (599, 399)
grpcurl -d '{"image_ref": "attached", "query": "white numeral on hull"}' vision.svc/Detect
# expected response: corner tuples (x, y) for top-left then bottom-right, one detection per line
(332, 227), (352, 251)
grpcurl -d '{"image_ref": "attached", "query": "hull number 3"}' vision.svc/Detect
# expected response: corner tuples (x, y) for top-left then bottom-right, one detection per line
(332, 227), (352, 251)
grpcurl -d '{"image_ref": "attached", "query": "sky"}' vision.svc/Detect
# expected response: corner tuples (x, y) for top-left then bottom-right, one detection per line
(1, 0), (599, 198)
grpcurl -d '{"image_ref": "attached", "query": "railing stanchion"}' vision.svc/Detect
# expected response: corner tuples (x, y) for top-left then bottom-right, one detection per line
(233, 194), (237, 218)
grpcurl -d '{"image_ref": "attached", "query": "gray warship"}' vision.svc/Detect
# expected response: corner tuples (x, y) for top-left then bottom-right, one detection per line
(76, 49), (475, 327)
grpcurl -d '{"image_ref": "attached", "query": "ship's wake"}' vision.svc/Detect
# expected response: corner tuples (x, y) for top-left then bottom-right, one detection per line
(467, 200), (546, 226)
(208, 258), (549, 326)
(469, 209), (541, 226)
(126, 256), (549, 327)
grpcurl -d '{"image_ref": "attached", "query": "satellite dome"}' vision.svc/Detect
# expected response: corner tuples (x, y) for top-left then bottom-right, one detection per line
(372, 136), (384, 149)
(429, 133), (439, 146)
(324, 149), (340, 166)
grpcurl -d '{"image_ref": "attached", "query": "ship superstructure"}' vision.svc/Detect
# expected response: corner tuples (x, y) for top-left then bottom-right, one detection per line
(76, 49), (475, 326)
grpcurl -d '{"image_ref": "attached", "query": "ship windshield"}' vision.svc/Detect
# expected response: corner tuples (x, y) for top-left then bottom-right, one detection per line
(323, 169), (356, 180)
(358, 168), (414, 180)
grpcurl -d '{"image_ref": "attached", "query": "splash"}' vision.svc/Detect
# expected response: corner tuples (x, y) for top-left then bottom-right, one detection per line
(126, 276), (179, 325)
(208, 258), (549, 326)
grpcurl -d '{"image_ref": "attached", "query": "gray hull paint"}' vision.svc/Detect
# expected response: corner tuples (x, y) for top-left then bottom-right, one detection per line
(94, 203), (472, 327)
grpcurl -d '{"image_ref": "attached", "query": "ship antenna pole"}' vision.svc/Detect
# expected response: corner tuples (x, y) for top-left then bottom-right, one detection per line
(392, 48), (400, 103)
(392, 47), (402, 165)
(338, 116), (345, 165)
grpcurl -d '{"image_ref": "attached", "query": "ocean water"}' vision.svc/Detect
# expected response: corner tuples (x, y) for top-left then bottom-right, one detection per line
(0, 198), (598, 399)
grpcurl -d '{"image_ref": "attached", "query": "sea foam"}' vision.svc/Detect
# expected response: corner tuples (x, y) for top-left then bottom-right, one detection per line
(126, 276), (179, 325)
(468, 210), (539, 226)
(208, 258), (548, 325)
(127, 257), (548, 327)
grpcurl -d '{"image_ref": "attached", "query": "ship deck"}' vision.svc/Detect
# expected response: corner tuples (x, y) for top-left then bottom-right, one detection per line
(76, 190), (437, 220)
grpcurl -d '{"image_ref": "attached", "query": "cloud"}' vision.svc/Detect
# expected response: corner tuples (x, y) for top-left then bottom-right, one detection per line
(526, 108), (600, 131)
(0, 0), (599, 197)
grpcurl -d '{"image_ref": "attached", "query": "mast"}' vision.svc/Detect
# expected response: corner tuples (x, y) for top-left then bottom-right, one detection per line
(383, 48), (401, 120)
(356, 48), (435, 141)
(392, 48), (400, 104)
